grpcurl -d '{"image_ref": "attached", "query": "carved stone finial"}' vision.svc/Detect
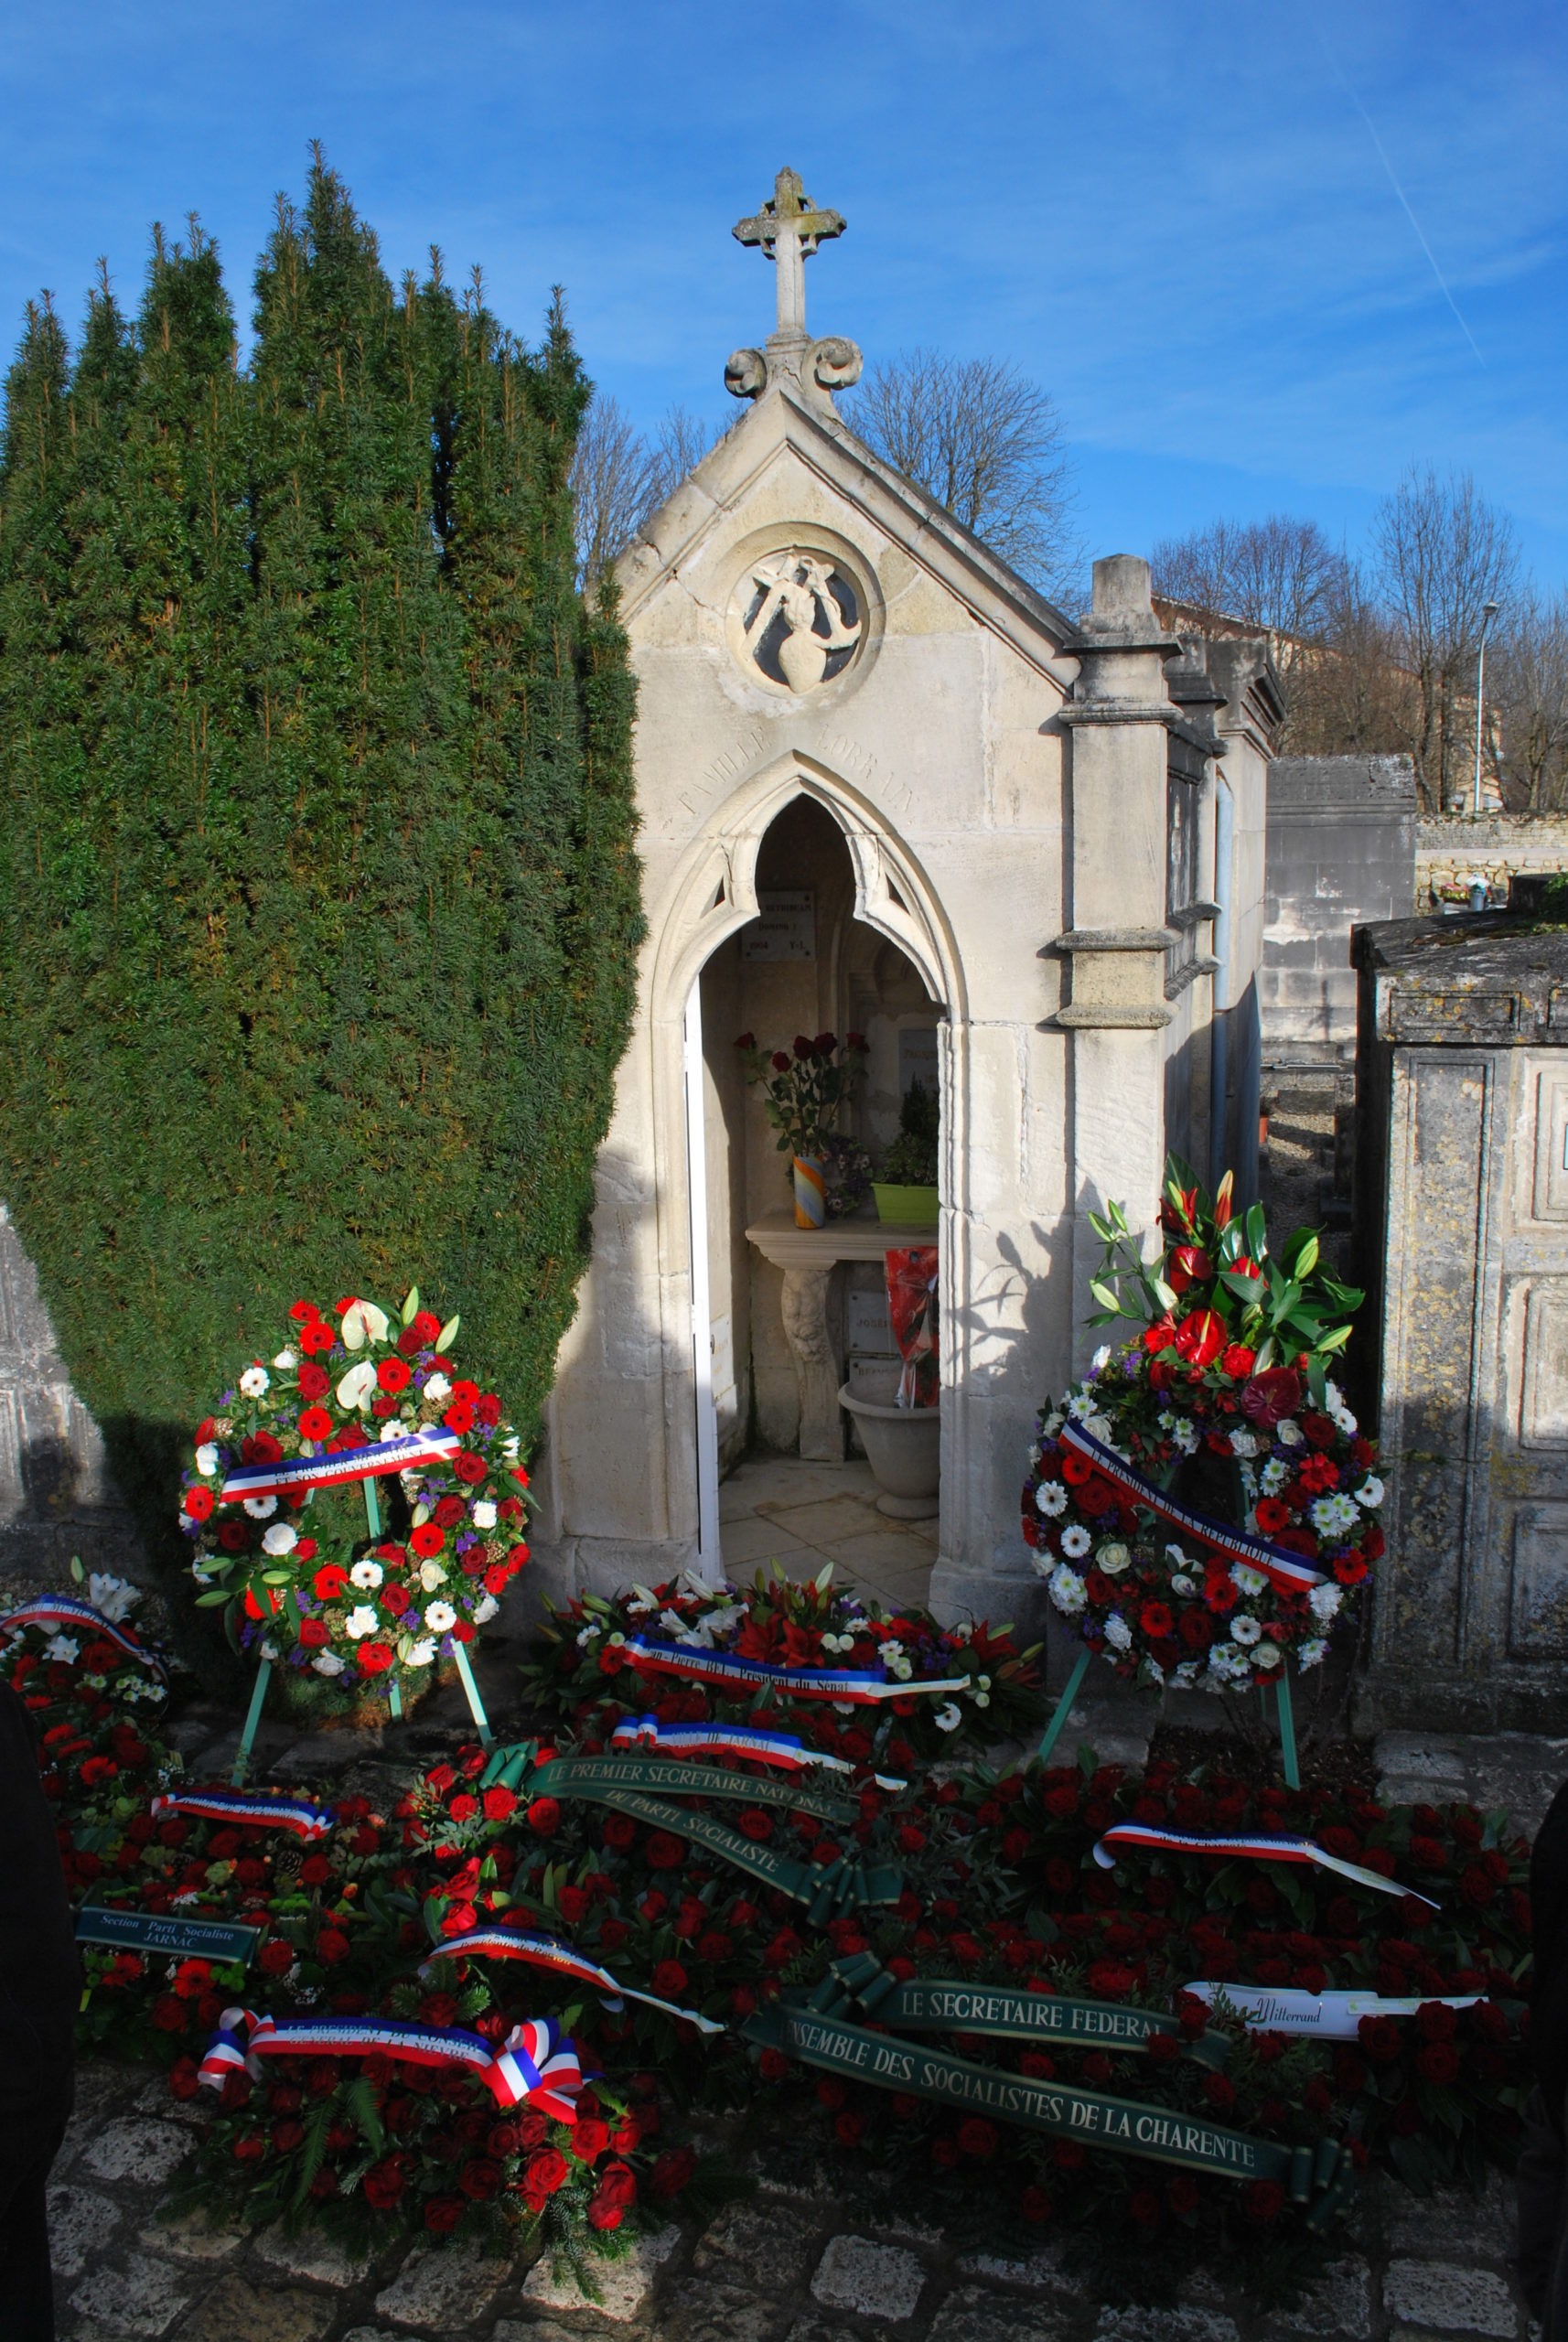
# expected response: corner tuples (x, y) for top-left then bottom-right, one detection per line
(725, 348), (768, 402)
(809, 336), (862, 393)
(732, 166), (846, 343)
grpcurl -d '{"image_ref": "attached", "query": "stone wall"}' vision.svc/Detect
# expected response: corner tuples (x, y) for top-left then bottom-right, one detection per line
(1260, 755), (1416, 1066)
(0, 1202), (146, 1594)
(1418, 812), (1568, 908)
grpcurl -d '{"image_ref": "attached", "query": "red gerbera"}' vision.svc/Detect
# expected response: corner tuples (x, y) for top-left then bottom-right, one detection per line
(377, 1358), (411, 1393)
(299, 1321), (336, 1355)
(296, 1406), (333, 1442)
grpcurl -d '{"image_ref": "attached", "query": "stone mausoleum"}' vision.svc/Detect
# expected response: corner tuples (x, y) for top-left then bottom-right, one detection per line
(529, 170), (1279, 1633)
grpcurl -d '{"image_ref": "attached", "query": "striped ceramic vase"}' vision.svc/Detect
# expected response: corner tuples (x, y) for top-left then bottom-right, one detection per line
(791, 1154), (827, 1229)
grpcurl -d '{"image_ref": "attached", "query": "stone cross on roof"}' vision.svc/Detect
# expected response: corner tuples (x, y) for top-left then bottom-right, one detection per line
(733, 167), (845, 343)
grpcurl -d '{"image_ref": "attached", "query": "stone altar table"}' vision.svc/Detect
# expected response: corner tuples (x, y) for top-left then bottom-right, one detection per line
(745, 1211), (935, 1462)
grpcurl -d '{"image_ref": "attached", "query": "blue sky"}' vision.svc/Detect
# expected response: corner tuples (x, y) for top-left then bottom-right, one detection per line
(3, 2), (1564, 591)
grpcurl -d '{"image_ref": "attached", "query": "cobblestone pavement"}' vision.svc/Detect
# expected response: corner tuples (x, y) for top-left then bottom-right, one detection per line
(48, 2059), (1531, 2342)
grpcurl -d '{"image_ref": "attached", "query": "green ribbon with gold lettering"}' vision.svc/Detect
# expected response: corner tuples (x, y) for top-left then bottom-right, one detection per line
(811, 1953), (1230, 2071)
(745, 2002), (1352, 2220)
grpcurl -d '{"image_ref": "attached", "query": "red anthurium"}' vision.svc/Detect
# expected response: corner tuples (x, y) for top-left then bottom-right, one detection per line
(1173, 1310), (1224, 1368)
(1167, 1245), (1213, 1294)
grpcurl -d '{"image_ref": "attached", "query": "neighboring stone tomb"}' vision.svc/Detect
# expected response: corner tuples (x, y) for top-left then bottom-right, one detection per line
(530, 168), (1279, 1632)
(1261, 755), (1417, 1069)
(1353, 900), (1568, 1729)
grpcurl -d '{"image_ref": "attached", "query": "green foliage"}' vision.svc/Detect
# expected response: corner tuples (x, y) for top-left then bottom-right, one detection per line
(879, 1075), (940, 1187)
(0, 161), (641, 1661)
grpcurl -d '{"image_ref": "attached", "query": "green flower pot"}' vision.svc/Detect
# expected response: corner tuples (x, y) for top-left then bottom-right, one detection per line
(872, 1183), (940, 1228)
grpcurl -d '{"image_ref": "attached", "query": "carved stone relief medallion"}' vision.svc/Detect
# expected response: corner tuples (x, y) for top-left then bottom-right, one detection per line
(730, 549), (865, 694)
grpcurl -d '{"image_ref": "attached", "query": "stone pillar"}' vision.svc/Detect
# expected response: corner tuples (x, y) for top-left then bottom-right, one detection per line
(1054, 557), (1185, 1370)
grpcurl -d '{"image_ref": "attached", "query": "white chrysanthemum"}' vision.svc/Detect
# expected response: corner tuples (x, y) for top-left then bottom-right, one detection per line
(195, 1443), (219, 1479)
(345, 1606), (380, 1639)
(934, 1702), (962, 1733)
(1170, 1418), (1199, 1456)
(273, 1348), (297, 1371)
(405, 1638), (436, 1669)
(1097, 1542), (1132, 1576)
(1326, 1378), (1344, 1412)
(263, 1523), (298, 1557)
(1296, 1638), (1328, 1671)
(1208, 1642), (1250, 1681)
(423, 1373), (452, 1403)
(1229, 1429), (1259, 1458)
(1230, 1613), (1262, 1646)
(242, 1495), (278, 1520)
(418, 1560), (448, 1593)
(1036, 1481), (1068, 1518)
(1172, 1661), (1201, 1691)
(350, 1559), (383, 1590)
(473, 1595), (499, 1625)
(88, 1572), (139, 1620)
(1169, 1574), (1196, 1597)
(1104, 1613), (1133, 1652)
(1047, 1564), (1087, 1615)
(1260, 1458), (1290, 1493)
(424, 1600), (456, 1633)
(43, 1634), (79, 1664)
(1355, 1476), (1384, 1509)
(1060, 1524), (1092, 1558)
(1277, 1420), (1305, 1449)
(312, 1650), (347, 1677)
(1042, 1411), (1064, 1439)
(470, 1499), (498, 1531)
(1230, 1562), (1267, 1597)
(239, 1365), (270, 1398)
(1252, 1642), (1283, 1670)
(1090, 1345), (1112, 1372)
(1308, 1582), (1343, 1622)
(1311, 1493), (1359, 1538)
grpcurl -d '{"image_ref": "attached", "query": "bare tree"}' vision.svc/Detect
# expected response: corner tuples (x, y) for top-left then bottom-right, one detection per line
(1371, 466), (1520, 811)
(571, 398), (723, 595)
(571, 394), (661, 593)
(1287, 557), (1418, 759)
(1152, 515), (1342, 735)
(1494, 586), (1568, 810)
(843, 349), (1080, 597)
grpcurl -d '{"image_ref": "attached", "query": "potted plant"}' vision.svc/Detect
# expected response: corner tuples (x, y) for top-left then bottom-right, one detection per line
(872, 1076), (940, 1227)
(736, 1031), (869, 1227)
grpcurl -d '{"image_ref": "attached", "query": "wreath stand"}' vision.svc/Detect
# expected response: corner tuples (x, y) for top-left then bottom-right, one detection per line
(1035, 1647), (1301, 1789)
(230, 1475), (493, 1786)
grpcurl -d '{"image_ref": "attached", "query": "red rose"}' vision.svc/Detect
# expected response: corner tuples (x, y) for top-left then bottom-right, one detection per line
(377, 1358), (410, 1393)
(586, 2160), (638, 2231)
(296, 1406), (333, 1442)
(316, 1928), (350, 1964)
(183, 1485), (214, 1521)
(454, 1453), (487, 1486)
(314, 1564), (349, 1598)
(432, 1495), (465, 1528)
(1416, 2042), (1459, 2084)
(650, 2144), (696, 2200)
(1143, 1316), (1178, 1354)
(483, 1787), (517, 1822)
(650, 1960), (688, 1999)
(358, 1643), (393, 1675)
(1219, 1343), (1256, 1380)
(1177, 1609), (1214, 1649)
(460, 2159), (502, 2200)
(424, 2196), (463, 2236)
(524, 2148), (569, 2197)
(477, 1394), (502, 1428)
(572, 2118), (611, 2165)
(297, 1362), (329, 1399)
(295, 1538), (317, 1563)
(1303, 1412), (1337, 1450)
(1021, 2186), (1053, 2223)
(259, 1939), (294, 1976)
(602, 1813), (636, 1850)
(1246, 2179), (1284, 2223)
(957, 2117), (997, 2158)
(381, 1585), (411, 1618)
(397, 1327), (423, 1356)
(647, 1831), (686, 1870)
(410, 1524), (445, 1558)
(298, 1618), (329, 1649)
(527, 1798), (560, 1836)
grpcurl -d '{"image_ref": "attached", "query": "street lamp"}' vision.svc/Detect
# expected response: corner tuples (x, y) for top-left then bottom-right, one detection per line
(1473, 598), (1500, 818)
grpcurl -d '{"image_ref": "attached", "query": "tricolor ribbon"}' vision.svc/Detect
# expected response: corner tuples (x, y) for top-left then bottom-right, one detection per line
(150, 1789), (336, 1841)
(1057, 1420), (1327, 1596)
(421, 1925), (725, 2036)
(0, 1594), (169, 1681)
(216, 1424), (462, 1507)
(622, 1635), (968, 1705)
(1094, 1822), (1438, 1912)
(198, 2006), (581, 2117)
(1182, 1982), (1495, 2039)
(610, 1714), (906, 1790)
